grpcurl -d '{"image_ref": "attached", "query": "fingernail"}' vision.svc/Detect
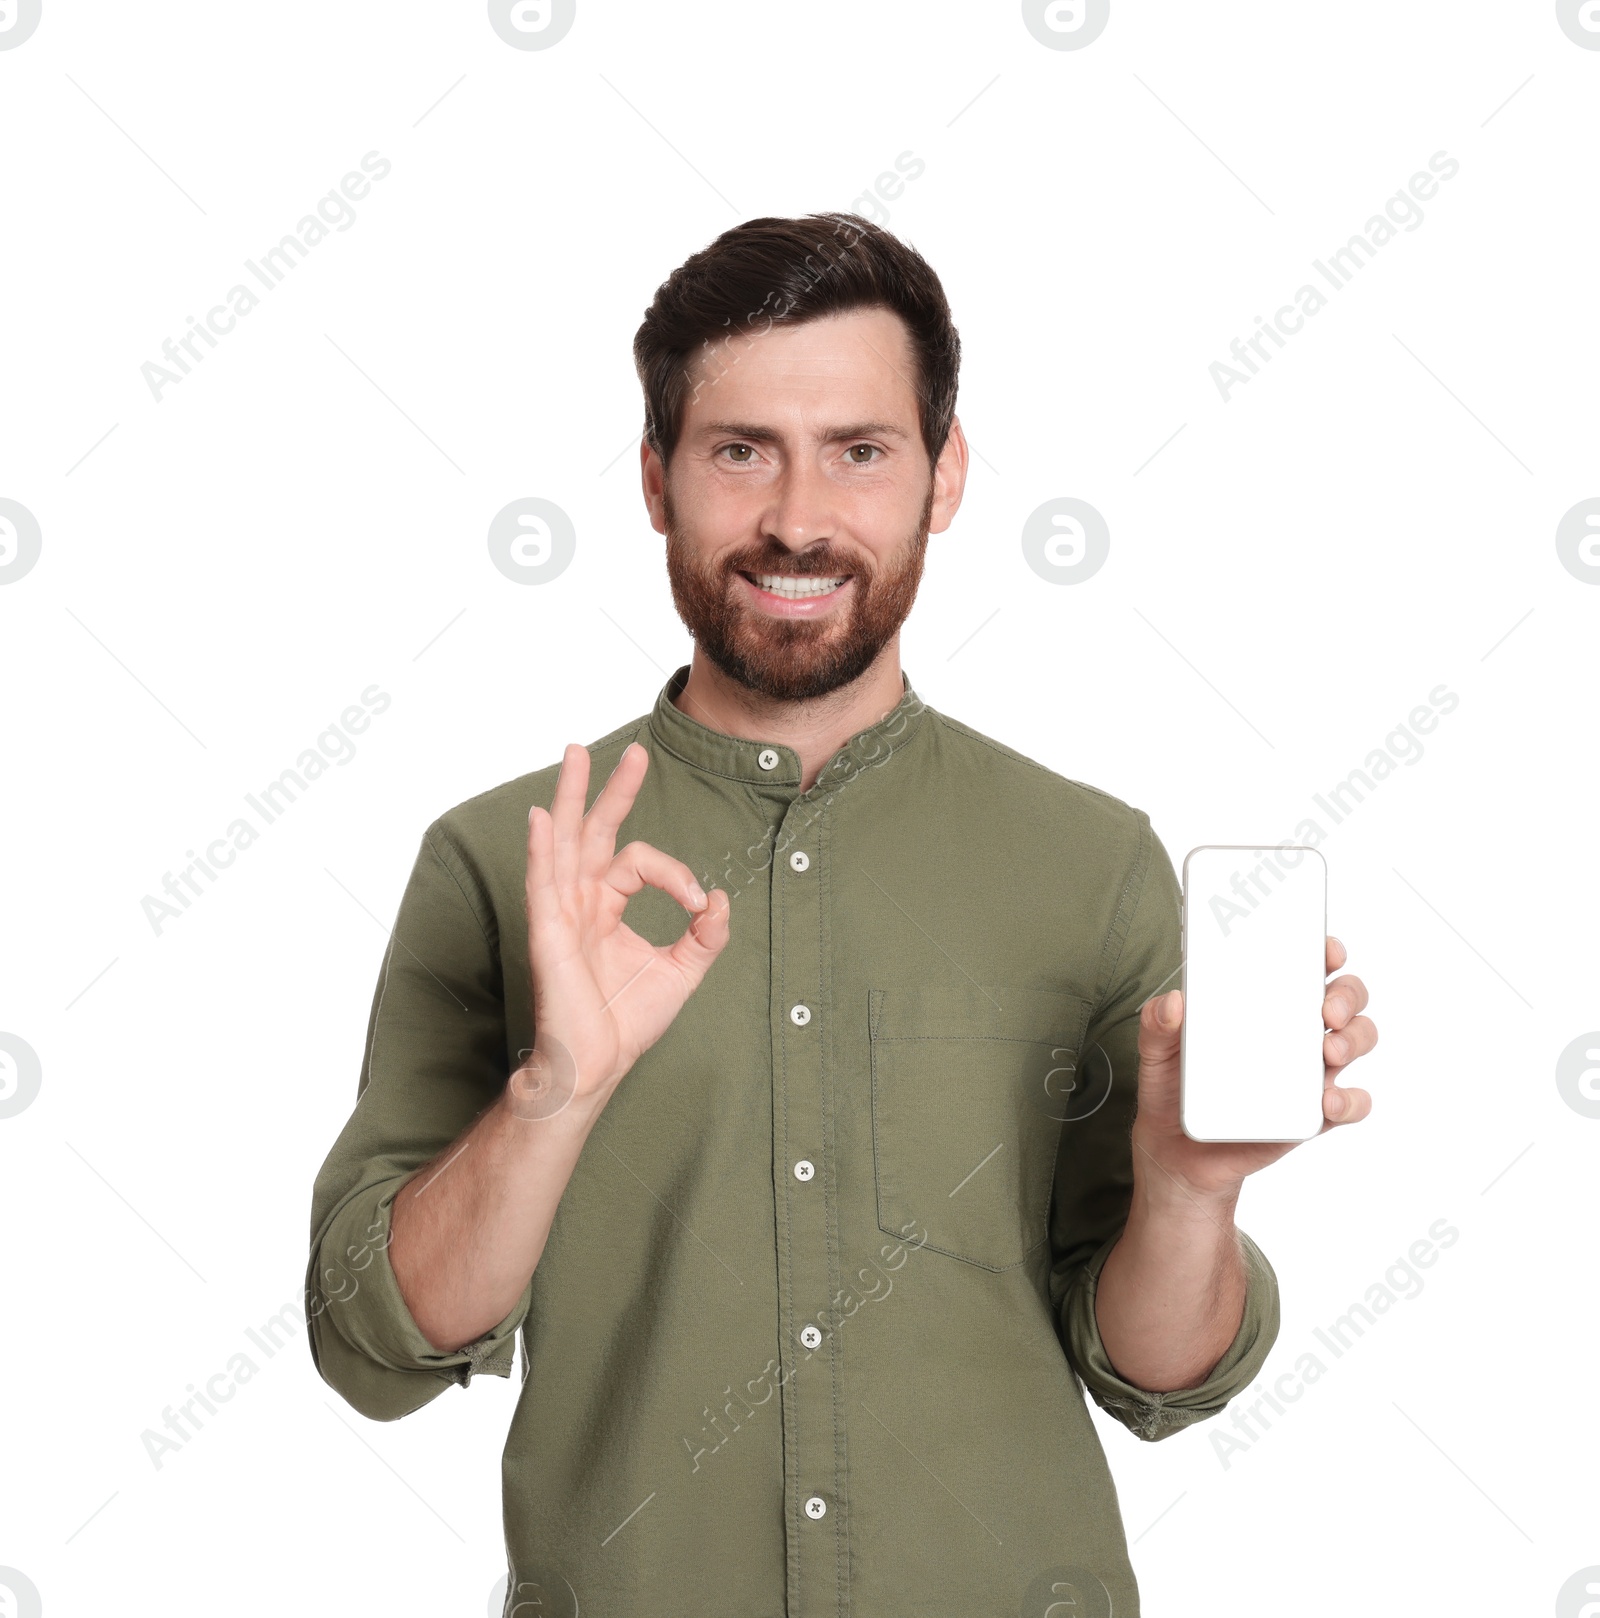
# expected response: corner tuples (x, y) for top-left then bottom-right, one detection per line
(1328, 1032), (1348, 1061)
(1327, 1089), (1346, 1118)
(688, 881), (708, 908)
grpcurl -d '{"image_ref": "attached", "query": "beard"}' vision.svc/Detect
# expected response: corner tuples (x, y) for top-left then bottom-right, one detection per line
(662, 479), (934, 703)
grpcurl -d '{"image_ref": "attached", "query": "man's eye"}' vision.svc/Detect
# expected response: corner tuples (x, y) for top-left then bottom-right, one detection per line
(846, 444), (881, 464)
(721, 444), (755, 463)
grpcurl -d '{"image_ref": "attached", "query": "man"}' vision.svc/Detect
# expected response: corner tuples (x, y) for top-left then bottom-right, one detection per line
(306, 212), (1376, 1616)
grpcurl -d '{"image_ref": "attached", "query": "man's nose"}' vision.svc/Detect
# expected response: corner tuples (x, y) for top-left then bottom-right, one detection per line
(762, 459), (840, 552)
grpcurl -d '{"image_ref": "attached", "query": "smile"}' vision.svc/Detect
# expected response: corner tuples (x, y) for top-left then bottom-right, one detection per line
(740, 572), (849, 599)
(734, 570), (855, 618)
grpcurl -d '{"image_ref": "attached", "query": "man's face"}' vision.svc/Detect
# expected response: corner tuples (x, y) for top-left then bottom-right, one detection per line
(642, 305), (966, 702)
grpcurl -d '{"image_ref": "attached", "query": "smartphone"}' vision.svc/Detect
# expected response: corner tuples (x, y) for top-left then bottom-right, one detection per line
(1180, 844), (1327, 1142)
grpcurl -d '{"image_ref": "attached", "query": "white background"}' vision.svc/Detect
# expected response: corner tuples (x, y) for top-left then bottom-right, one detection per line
(2, 2), (1596, 1614)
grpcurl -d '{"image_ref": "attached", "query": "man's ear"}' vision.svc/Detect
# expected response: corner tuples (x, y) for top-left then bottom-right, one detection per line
(929, 415), (969, 535)
(641, 439), (668, 536)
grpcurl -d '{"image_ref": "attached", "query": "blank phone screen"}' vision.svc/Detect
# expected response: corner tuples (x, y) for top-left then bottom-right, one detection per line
(1180, 845), (1327, 1142)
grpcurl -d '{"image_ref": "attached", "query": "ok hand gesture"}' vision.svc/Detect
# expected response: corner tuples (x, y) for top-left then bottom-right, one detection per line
(514, 742), (730, 1118)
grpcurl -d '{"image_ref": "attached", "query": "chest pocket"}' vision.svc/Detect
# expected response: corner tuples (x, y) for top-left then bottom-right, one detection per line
(869, 983), (1095, 1271)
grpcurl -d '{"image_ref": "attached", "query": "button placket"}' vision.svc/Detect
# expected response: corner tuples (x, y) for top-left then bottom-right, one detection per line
(769, 790), (842, 1612)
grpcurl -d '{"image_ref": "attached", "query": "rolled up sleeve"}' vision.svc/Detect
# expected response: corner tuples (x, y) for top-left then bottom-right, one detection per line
(306, 820), (530, 1422)
(1049, 808), (1282, 1441)
(306, 1176), (530, 1420)
(1062, 1225), (1280, 1440)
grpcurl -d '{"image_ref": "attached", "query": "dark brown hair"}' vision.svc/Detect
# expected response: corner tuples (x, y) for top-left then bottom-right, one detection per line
(632, 212), (961, 471)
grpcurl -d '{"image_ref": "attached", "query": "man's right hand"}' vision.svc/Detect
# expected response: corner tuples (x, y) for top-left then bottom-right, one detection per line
(510, 740), (731, 1122)
(388, 740), (730, 1353)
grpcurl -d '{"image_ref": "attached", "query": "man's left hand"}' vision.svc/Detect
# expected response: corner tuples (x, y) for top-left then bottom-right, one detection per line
(1129, 935), (1376, 1208)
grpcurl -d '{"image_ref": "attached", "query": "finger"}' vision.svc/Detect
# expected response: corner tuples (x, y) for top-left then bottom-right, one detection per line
(604, 840), (709, 915)
(526, 803), (560, 936)
(549, 743), (591, 889)
(1322, 1083), (1371, 1126)
(663, 888), (732, 988)
(1325, 935), (1348, 975)
(1324, 1013), (1377, 1068)
(1137, 989), (1183, 1060)
(579, 743), (648, 880)
(1322, 973), (1369, 1028)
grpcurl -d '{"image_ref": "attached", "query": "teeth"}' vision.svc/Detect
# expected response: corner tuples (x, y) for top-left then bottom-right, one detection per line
(751, 573), (847, 599)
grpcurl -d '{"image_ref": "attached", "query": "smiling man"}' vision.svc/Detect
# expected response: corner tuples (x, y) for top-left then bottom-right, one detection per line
(306, 213), (1376, 1617)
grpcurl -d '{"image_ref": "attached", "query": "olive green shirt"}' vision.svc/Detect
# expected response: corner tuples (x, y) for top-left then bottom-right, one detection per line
(305, 664), (1280, 1617)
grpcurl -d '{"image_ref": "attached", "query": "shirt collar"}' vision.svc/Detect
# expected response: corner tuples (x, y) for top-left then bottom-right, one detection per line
(646, 663), (928, 791)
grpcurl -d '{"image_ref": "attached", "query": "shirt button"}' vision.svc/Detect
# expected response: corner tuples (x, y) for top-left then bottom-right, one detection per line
(757, 747), (780, 771)
(789, 850), (810, 872)
(804, 1495), (827, 1520)
(800, 1324), (823, 1350)
(793, 1158), (815, 1182)
(789, 1003), (811, 1026)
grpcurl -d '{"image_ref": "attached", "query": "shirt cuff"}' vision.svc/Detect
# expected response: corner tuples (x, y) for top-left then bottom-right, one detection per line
(309, 1178), (529, 1391)
(1062, 1226), (1280, 1442)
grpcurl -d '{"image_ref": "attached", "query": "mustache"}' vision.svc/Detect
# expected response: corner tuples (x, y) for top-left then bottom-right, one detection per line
(725, 553), (860, 577)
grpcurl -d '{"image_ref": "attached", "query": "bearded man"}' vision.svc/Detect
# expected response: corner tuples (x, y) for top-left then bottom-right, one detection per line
(306, 212), (1376, 1617)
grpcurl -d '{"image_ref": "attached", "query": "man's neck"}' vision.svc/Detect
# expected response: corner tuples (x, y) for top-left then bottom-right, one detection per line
(672, 644), (906, 793)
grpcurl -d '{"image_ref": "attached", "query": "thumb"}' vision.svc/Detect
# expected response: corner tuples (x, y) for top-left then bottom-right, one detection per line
(662, 888), (732, 991)
(1137, 989), (1184, 1075)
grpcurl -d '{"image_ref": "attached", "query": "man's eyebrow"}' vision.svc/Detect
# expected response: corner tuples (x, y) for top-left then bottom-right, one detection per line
(695, 420), (911, 443)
